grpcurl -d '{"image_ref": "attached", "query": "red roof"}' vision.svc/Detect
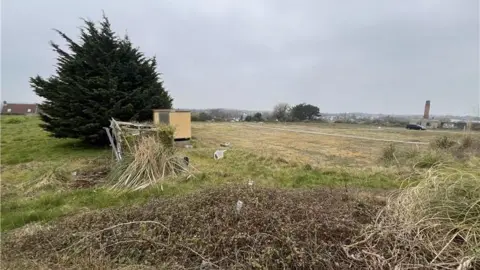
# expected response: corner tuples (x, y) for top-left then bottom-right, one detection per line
(1, 103), (38, 115)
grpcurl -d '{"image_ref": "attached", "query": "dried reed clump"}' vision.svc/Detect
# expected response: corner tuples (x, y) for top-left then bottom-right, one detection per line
(109, 127), (191, 190)
(345, 165), (480, 269)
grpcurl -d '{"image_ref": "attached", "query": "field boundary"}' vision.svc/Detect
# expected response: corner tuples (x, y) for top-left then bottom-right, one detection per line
(243, 124), (429, 145)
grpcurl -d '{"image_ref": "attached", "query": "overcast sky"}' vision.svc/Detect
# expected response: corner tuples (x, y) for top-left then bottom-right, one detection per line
(2, 1), (479, 115)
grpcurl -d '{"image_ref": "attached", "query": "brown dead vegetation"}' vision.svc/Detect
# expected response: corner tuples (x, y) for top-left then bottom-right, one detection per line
(2, 185), (383, 269)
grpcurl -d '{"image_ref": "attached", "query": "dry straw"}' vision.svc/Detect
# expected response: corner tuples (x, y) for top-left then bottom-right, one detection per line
(345, 163), (480, 269)
(109, 124), (193, 190)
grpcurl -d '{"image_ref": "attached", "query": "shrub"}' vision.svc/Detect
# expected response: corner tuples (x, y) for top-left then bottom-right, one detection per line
(431, 135), (457, 149)
(253, 112), (263, 121)
(380, 144), (397, 164)
(460, 135), (474, 149)
(448, 135), (480, 159)
(154, 124), (175, 150)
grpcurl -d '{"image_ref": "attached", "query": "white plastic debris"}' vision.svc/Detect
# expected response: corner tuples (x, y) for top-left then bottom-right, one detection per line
(200, 260), (214, 270)
(220, 142), (231, 147)
(214, 150), (227, 160)
(248, 180), (254, 186)
(236, 200), (244, 214)
(185, 145), (193, 148)
(71, 171), (77, 176)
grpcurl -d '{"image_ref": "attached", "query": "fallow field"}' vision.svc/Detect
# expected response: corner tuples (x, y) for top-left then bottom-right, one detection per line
(1, 116), (479, 269)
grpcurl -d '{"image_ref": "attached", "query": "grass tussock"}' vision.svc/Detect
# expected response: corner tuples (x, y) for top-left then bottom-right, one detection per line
(380, 143), (398, 164)
(458, 135), (480, 156)
(109, 131), (192, 191)
(431, 135), (457, 149)
(345, 164), (480, 269)
(412, 150), (447, 169)
(4, 117), (27, 124)
(381, 134), (480, 169)
(1, 185), (383, 269)
(380, 143), (447, 168)
(20, 167), (71, 194)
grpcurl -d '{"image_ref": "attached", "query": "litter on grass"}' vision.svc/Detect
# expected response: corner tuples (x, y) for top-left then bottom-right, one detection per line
(214, 150), (227, 160)
(235, 200), (244, 214)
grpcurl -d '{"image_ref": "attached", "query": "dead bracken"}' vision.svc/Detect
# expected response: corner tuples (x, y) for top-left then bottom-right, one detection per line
(2, 185), (383, 269)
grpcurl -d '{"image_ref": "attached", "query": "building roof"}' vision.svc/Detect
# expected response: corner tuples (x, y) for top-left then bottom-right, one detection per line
(1, 103), (38, 114)
(152, 109), (191, 113)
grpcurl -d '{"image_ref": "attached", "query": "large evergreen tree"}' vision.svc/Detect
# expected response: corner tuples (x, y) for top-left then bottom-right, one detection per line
(31, 15), (173, 145)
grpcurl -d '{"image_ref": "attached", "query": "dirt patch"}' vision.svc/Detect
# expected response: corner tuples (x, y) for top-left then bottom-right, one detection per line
(2, 185), (383, 269)
(70, 167), (109, 189)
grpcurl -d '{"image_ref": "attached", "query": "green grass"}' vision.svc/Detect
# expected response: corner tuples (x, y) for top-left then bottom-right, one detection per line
(1, 150), (398, 231)
(1, 115), (401, 231)
(1, 116), (105, 165)
(1, 186), (175, 231)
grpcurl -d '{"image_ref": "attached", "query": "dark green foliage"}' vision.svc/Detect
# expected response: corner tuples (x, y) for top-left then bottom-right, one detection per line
(253, 112), (263, 121)
(154, 125), (176, 151)
(290, 103), (320, 121)
(244, 113), (263, 122)
(30, 15), (173, 145)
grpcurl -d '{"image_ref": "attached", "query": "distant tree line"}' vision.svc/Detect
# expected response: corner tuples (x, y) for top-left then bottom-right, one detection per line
(191, 103), (321, 122)
(191, 112), (213, 122)
(244, 112), (264, 122)
(272, 103), (321, 122)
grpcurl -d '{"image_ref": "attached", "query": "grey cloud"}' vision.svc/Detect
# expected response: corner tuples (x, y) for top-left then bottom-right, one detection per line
(2, 0), (479, 115)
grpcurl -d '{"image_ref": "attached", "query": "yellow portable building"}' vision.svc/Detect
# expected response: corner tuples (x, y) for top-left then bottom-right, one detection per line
(152, 109), (191, 140)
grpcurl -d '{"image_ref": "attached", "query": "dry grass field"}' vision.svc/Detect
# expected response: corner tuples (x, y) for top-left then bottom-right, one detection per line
(192, 122), (466, 168)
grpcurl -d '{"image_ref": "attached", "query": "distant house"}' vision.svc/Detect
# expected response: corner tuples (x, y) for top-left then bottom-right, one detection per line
(1, 102), (39, 115)
(441, 122), (456, 129)
(409, 119), (440, 129)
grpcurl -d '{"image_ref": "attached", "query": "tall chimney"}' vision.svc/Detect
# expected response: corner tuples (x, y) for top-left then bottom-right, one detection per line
(423, 100), (431, 119)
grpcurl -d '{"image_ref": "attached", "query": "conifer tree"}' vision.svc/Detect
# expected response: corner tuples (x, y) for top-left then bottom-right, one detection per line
(31, 15), (173, 145)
